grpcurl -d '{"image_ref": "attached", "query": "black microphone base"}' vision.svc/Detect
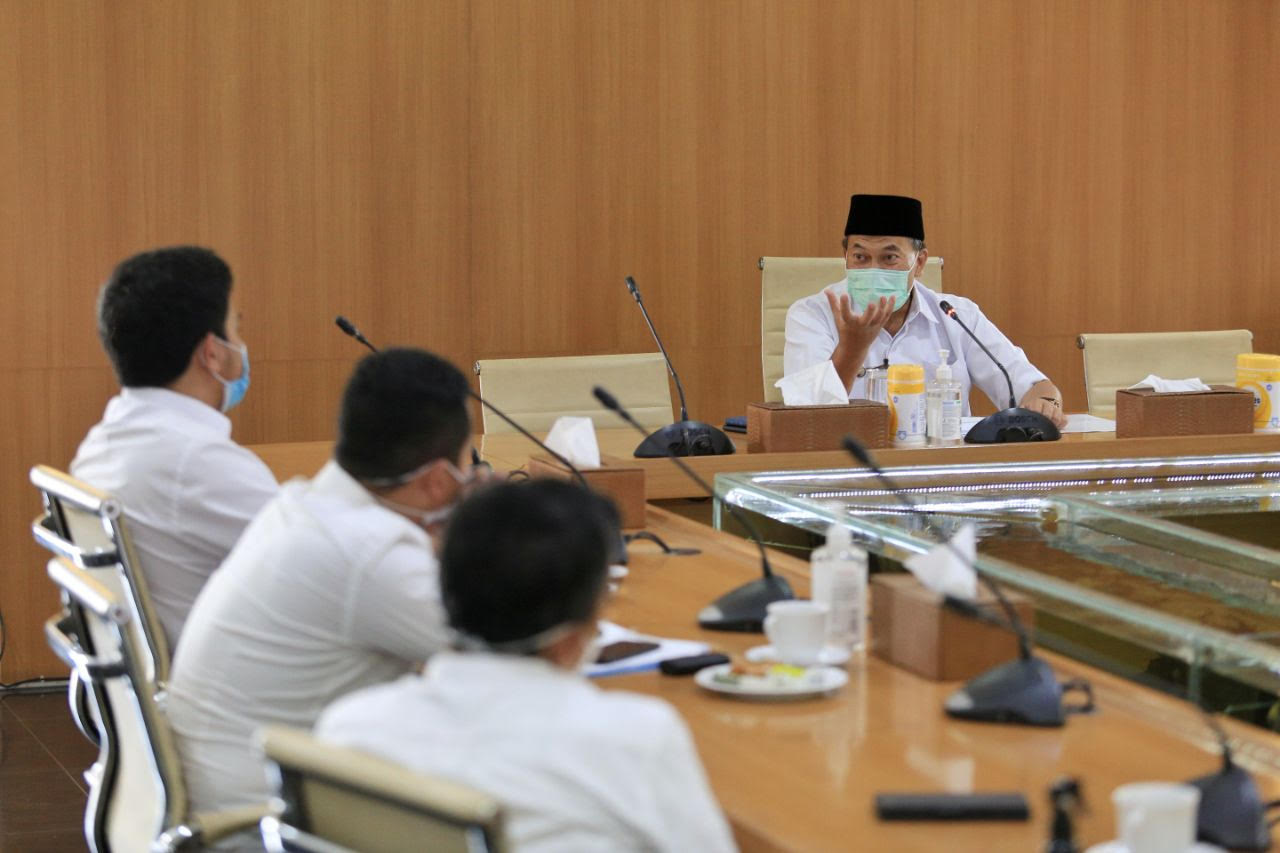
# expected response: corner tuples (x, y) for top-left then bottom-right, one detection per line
(634, 421), (736, 458)
(964, 408), (1060, 444)
(697, 575), (795, 633)
(1186, 764), (1271, 851)
(944, 657), (1067, 726)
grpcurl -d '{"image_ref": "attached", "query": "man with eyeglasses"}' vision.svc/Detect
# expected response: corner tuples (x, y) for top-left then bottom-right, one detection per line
(72, 246), (278, 650)
(168, 347), (485, 834)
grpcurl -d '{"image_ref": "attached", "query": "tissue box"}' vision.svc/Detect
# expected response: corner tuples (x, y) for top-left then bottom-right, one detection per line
(1115, 386), (1254, 438)
(526, 454), (646, 528)
(870, 574), (1036, 681)
(746, 401), (889, 453)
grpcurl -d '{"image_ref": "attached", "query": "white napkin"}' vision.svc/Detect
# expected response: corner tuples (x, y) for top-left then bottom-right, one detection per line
(774, 361), (849, 406)
(544, 416), (601, 469)
(904, 523), (978, 601)
(1127, 374), (1211, 393)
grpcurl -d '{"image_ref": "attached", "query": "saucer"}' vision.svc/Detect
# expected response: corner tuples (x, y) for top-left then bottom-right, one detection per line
(1084, 842), (1224, 853)
(694, 663), (848, 702)
(745, 644), (852, 666)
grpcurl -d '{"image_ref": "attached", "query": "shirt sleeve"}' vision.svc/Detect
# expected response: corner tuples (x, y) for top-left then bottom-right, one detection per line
(783, 290), (839, 378)
(349, 539), (450, 662)
(953, 298), (1047, 408)
(177, 441), (279, 556)
(645, 713), (738, 853)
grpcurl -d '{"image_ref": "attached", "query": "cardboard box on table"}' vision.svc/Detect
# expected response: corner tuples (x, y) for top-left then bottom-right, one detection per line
(1114, 386), (1254, 438)
(526, 454), (647, 529)
(746, 400), (889, 453)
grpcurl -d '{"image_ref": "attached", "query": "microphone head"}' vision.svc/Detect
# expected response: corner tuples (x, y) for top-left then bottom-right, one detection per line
(592, 386), (621, 412)
(335, 315), (357, 336)
(841, 434), (876, 469)
(624, 275), (638, 293)
(938, 300), (957, 318)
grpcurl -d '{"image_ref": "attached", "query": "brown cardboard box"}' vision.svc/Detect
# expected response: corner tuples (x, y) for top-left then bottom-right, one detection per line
(1114, 385), (1254, 438)
(746, 400), (889, 453)
(870, 574), (1035, 681)
(526, 454), (647, 528)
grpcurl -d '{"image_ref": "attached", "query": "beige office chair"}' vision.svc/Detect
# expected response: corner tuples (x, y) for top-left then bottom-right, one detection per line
(1077, 330), (1254, 419)
(43, 556), (267, 853)
(759, 255), (944, 401)
(259, 726), (507, 853)
(474, 353), (674, 433)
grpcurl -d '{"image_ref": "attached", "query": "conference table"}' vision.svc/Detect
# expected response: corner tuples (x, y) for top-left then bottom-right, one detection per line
(248, 427), (1280, 851)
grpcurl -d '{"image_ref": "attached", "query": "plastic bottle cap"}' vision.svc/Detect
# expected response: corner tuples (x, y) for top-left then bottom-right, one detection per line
(887, 364), (924, 383)
(825, 522), (853, 548)
(1237, 353), (1280, 370)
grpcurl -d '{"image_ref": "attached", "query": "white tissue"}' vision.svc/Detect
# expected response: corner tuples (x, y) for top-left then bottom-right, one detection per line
(544, 416), (601, 469)
(774, 361), (849, 406)
(904, 523), (978, 601)
(1128, 374), (1211, 393)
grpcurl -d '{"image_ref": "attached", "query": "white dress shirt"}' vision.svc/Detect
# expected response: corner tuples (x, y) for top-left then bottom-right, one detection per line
(167, 459), (450, 819)
(70, 387), (278, 650)
(783, 280), (1048, 414)
(316, 652), (738, 853)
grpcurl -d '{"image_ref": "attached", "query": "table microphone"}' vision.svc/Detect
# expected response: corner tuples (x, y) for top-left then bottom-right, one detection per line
(936, 300), (1060, 444)
(1185, 706), (1274, 850)
(842, 435), (1092, 726)
(594, 385), (793, 631)
(622, 276), (734, 458)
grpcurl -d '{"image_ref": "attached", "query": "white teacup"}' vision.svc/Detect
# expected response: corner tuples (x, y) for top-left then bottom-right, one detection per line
(763, 600), (828, 666)
(1111, 782), (1200, 853)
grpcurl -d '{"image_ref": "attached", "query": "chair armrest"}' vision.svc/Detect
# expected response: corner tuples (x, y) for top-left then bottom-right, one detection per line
(151, 803), (271, 852)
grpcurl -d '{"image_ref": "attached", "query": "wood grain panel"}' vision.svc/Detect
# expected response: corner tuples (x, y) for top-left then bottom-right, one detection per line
(1, 0), (1277, 681)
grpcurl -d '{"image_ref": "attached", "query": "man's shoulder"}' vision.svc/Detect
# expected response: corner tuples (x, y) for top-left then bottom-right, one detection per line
(570, 685), (687, 747)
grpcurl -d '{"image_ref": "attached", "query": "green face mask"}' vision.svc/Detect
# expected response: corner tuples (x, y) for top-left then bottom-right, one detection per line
(846, 266), (912, 313)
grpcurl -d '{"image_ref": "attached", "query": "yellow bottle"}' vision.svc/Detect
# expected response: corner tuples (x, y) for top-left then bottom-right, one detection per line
(1236, 353), (1280, 432)
(887, 364), (927, 446)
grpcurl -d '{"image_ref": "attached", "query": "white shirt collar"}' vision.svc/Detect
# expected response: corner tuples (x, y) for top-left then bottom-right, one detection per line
(118, 386), (230, 435)
(425, 649), (579, 687)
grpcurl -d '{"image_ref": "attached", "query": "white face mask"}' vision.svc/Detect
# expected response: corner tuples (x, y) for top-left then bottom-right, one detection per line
(369, 459), (478, 528)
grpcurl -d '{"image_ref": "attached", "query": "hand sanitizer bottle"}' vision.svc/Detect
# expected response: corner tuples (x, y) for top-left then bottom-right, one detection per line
(927, 349), (963, 445)
(810, 522), (868, 657)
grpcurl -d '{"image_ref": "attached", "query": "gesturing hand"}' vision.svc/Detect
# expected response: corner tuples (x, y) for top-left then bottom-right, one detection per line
(825, 290), (896, 389)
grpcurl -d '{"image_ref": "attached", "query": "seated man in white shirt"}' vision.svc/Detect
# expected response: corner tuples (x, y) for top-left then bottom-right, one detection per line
(784, 194), (1068, 428)
(316, 480), (738, 853)
(71, 246), (278, 649)
(168, 347), (481, 826)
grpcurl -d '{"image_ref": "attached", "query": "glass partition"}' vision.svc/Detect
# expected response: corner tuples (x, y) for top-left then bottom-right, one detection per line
(716, 452), (1280, 728)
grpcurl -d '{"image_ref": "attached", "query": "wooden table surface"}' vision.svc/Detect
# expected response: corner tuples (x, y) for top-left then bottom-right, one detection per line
(248, 428), (1280, 499)
(612, 506), (1280, 852)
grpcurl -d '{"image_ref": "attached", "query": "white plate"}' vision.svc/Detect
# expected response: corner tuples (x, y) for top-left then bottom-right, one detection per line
(1085, 842), (1224, 853)
(694, 663), (848, 701)
(745, 643), (851, 666)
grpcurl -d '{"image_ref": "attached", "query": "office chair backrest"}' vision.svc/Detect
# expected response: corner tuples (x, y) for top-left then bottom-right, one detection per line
(260, 725), (507, 853)
(760, 256), (943, 401)
(474, 353), (674, 433)
(30, 464), (170, 687)
(1077, 330), (1254, 419)
(44, 556), (183, 853)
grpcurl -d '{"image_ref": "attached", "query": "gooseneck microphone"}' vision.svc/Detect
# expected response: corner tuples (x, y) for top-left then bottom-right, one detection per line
(594, 385), (793, 631)
(1185, 704), (1275, 850)
(937, 300), (1060, 444)
(622, 276), (734, 458)
(842, 435), (1092, 726)
(334, 314), (587, 486)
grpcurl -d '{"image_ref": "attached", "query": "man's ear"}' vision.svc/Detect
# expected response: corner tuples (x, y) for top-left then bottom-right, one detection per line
(913, 248), (929, 279)
(192, 332), (219, 372)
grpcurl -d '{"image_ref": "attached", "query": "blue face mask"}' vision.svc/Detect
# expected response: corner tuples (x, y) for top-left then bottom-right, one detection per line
(212, 338), (250, 413)
(846, 266), (913, 313)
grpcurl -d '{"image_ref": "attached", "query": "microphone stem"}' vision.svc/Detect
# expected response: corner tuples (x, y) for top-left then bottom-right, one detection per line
(945, 309), (1016, 409)
(609, 402), (775, 579)
(629, 283), (690, 422)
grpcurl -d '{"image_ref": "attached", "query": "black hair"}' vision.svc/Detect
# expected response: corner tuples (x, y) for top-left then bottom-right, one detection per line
(96, 246), (232, 387)
(335, 347), (471, 482)
(441, 480), (618, 648)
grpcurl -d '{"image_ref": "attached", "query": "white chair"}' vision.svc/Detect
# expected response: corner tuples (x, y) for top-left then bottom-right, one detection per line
(259, 725), (507, 853)
(760, 255), (944, 402)
(474, 353), (674, 433)
(44, 556), (267, 852)
(1077, 330), (1254, 419)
